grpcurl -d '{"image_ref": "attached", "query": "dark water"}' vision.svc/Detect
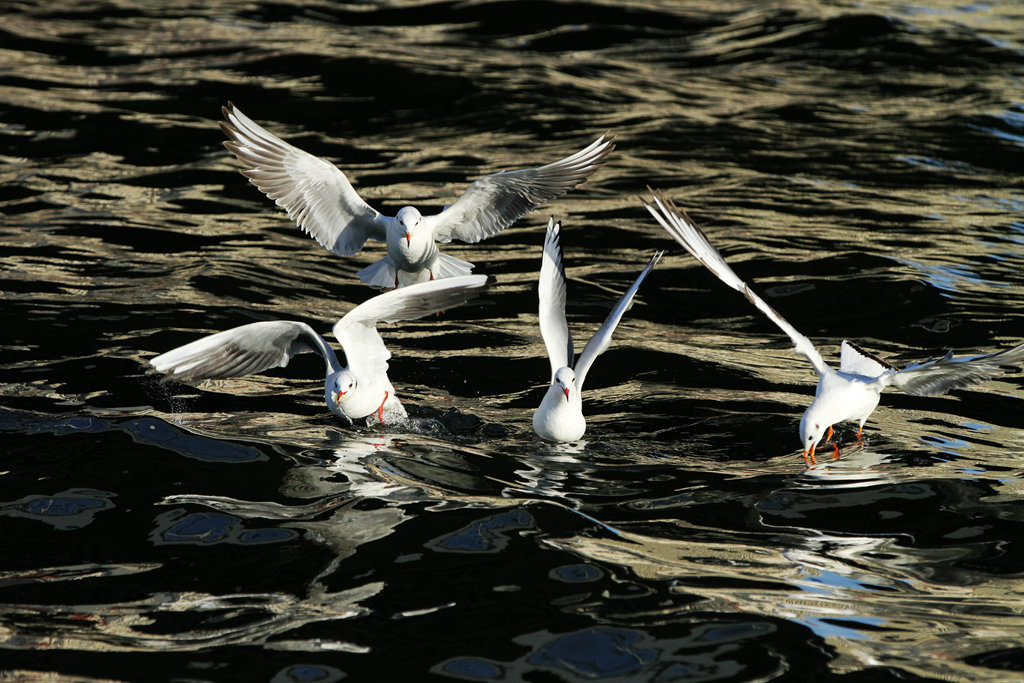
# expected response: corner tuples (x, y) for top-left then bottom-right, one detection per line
(3, 0), (1024, 680)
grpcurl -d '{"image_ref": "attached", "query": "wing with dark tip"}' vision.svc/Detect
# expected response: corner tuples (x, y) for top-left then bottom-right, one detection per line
(840, 340), (894, 378)
(424, 135), (615, 244)
(643, 189), (830, 377)
(149, 321), (340, 381)
(221, 102), (387, 256)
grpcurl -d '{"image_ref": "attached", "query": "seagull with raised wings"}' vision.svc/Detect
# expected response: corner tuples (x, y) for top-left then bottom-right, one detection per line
(221, 103), (614, 289)
(533, 218), (662, 442)
(149, 275), (490, 424)
(644, 190), (1024, 465)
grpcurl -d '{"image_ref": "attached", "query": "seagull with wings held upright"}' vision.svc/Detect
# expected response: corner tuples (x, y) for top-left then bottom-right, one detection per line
(221, 103), (614, 289)
(532, 218), (662, 442)
(149, 275), (490, 424)
(644, 190), (1024, 465)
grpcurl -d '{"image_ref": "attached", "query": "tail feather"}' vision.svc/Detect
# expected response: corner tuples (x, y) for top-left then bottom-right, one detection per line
(358, 258), (398, 289)
(434, 251), (474, 279)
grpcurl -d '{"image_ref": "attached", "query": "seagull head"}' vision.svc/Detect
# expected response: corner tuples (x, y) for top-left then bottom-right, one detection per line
(329, 371), (357, 407)
(396, 206), (423, 246)
(799, 408), (827, 462)
(554, 367), (576, 401)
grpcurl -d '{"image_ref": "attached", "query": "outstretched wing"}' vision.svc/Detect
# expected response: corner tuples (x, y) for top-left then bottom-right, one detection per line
(884, 341), (1024, 396)
(839, 340), (894, 378)
(149, 321), (339, 381)
(538, 218), (574, 381)
(574, 250), (662, 391)
(332, 274), (491, 380)
(424, 135), (615, 244)
(221, 102), (387, 256)
(643, 189), (830, 377)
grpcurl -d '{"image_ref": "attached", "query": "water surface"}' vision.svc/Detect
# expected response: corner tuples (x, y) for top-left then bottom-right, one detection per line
(3, 0), (1024, 680)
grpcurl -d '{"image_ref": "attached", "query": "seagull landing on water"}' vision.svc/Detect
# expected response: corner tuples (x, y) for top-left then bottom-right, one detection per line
(532, 218), (662, 443)
(220, 103), (614, 289)
(643, 190), (1024, 466)
(148, 275), (491, 424)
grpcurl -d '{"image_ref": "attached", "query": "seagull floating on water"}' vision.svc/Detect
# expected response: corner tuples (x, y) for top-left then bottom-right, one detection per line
(149, 275), (491, 424)
(221, 103), (614, 289)
(643, 190), (1024, 465)
(533, 218), (662, 442)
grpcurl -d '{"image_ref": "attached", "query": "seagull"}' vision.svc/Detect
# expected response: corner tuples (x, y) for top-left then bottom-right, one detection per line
(644, 190), (1024, 465)
(220, 103), (615, 289)
(532, 218), (662, 442)
(149, 275), (491, 424)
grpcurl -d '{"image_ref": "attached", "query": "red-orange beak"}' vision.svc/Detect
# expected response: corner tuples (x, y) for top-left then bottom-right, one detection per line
(405, 232), (411, 247)
(563, 387), (570, 400)
(802, 444), (817, 466)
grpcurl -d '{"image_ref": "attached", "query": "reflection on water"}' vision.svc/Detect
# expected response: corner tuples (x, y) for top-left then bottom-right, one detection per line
(3, 0), (1024, 680)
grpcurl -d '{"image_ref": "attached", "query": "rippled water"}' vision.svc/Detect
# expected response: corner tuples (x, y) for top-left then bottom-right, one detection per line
(3, 0), (1024, 680)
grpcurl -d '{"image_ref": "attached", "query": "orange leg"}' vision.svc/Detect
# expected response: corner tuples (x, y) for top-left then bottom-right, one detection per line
(376, 391), (389, 424)
(856, 425), (864, 443)
(832, 442), (840, 460)
(803, 445), (817, 467)
(825, 425), (834, 443)
(394, 275), (400, 288)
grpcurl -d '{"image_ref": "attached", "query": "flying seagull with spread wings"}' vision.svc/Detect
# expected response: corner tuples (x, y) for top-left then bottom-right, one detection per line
(149, 275), (490, 424)
(644, 190), (1024, 465)
(221, 103), (614, 289)
(533, 218), (662, 442)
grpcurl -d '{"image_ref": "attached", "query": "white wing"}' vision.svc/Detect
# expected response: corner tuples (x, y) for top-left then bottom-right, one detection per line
(221, 103), (387, 256)
(332, 274), (491, 380)
(644, 190), (830, 377)
(883, 341), (1024, 396)
(574, 250), (662, 391)
(424, 135), (615, 244)
(538, 218), (573, 381)
(839, 340), (894, 378)
(149, 321), (340, 381)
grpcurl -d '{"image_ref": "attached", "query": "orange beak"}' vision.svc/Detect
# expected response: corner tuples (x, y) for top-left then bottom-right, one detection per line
(563, 387), (570, 400)
(802, 444), (817, 466)
(405, 232), (411, 247)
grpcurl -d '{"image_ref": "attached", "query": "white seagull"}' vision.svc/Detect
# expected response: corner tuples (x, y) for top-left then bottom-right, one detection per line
(220, 103), (615, 289)
(149, 275), (491, 424)
(644, 190), (1024, 465)
(532, 218), (662, 442)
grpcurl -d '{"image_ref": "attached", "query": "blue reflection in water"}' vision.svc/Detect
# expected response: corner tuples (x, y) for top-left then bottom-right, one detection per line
(0, 488), (115, 530)
(799, 616), (885, 641)
(529, 627), (657, 678)
(124, 417), (265, 463)
(270, 664), (345, 683)
(436, 657), (504, 681)
(151, 509), (297, 546)
(549, 563), (604, 583)
(427, 509), (534, 554)
(0, 409), (264, 463)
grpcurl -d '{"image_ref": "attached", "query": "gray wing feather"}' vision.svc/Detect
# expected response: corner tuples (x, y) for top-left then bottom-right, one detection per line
(538, 218), (574, 381)
(840, 340), (894, 378)
(221, 103), (387, 256)
(573, 250), (662, 391)
(149, 321), (339, 381)
(425, 135), (614, 244)
(886, 341), (1024, 396)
